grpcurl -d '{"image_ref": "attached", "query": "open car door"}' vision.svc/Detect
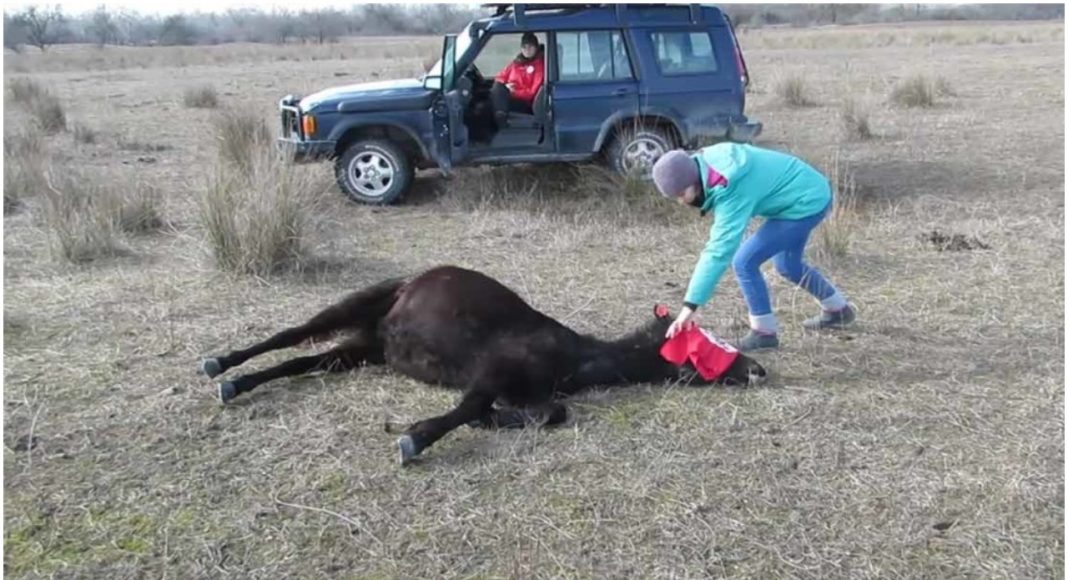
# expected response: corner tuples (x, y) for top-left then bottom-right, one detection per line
(432, 35), (470, 172)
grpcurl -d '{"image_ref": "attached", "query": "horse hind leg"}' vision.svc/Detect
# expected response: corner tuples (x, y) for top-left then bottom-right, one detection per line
(199, 281), (398, 378)
(217, 335), (382, 403)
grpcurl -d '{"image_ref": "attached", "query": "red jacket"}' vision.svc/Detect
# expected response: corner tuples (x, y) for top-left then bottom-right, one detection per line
(495, 54), (545, 105)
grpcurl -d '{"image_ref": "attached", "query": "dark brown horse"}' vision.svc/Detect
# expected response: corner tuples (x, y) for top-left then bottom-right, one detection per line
(199, 266), (766, 464)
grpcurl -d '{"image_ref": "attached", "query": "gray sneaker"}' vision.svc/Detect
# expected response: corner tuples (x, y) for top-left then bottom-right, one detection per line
(738, 331), (779, 352)
(803, 304), (856, 331)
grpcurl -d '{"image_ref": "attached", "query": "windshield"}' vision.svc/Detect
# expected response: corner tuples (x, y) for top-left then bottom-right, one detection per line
(424, 23), (477, 90)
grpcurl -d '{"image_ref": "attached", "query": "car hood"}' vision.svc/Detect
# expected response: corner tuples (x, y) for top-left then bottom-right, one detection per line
(300, 78), (436, 114)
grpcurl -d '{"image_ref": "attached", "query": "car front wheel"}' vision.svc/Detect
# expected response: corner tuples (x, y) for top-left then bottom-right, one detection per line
(334, 139), (413, 205)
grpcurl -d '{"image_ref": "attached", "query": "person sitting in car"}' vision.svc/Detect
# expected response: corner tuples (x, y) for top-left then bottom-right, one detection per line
(490, 32), (544, 128)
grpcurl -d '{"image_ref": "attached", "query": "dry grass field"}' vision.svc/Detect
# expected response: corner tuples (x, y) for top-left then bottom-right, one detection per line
(3, 21), (1064, 579)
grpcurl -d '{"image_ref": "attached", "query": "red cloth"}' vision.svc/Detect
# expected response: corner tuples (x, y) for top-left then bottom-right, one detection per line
(659, 327), (739, 381)
(495, 55), (545, 105)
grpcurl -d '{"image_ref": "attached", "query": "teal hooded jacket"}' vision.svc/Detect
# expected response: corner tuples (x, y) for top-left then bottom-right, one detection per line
(684, 143), (832, 308)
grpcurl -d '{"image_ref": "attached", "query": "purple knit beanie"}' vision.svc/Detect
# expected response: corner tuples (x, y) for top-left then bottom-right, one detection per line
(652, 150), (699, 198)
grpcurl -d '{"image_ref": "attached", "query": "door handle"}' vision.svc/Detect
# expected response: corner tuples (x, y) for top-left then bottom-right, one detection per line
(612, 88), (630, 97)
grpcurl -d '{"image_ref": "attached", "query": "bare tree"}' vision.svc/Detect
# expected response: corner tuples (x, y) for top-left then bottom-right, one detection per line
(87, 5), (119, 47)
(158, 14), (196, 45)
(14, 5), (66, 52)
(299, 9), (345, 44)
(4, 13), (27, 52)
(271, 9), (297, 44)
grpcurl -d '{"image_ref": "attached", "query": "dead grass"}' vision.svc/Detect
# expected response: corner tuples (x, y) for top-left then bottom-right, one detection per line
(116, 135), (171, 153)
(814, 151), (861, 264)
(840, 96), (873, 140)
(200, 133), (328, 275)
(3, 129), (47, 213)
(7, 78), (69, 134)
(183, 85), (220, 108)
(738, 21), (1063, 51)
(8, 79), (68, 133)
(40, 168), (125, 262)
(934, 77), (956, 97)
(31, 94), (67, 134)
(1, 21), (1063, 580)
(6, 77), (45, 104)
(441, 164), (689, 228)
(112, 182), (165, 234)
(776, 75), (815, 107)
(891, 74), (939, 108)
(3, 36), (440, 73)
(215, 106), (273, 178)
(72, 123), (99, 145)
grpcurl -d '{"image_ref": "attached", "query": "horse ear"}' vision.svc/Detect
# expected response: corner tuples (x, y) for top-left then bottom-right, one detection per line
(654, 304), (670, 319)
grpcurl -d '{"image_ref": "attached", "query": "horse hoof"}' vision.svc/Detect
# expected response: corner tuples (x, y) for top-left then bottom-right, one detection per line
(397, 435), (420, 466)
(199, 358), (223, 378)
(218, 381), (238, 404)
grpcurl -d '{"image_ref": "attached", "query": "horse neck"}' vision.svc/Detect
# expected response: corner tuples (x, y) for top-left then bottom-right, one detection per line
(569, 332), (672, 389)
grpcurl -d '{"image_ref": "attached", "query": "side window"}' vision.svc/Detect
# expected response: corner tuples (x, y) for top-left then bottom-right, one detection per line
(556, 30), (633, 82)
(650, 31), (718, 76)
(474, 32), (544, 79)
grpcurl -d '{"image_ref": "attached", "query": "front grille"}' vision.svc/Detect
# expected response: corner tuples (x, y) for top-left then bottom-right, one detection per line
(280, 105), (301, 139)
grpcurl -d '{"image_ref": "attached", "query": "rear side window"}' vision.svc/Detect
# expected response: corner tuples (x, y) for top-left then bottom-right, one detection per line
(556, 31), (633, 82)
(650, 31), (718, 76)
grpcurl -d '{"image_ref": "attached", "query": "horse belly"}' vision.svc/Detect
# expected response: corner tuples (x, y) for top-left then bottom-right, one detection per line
(380, 321), (480, 388)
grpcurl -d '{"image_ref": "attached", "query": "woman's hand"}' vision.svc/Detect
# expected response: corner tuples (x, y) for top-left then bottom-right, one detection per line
(665, 306), (697, 339)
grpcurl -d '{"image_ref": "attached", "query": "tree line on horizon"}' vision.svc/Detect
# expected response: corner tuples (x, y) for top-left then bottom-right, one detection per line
(4, 3), (1063, 52)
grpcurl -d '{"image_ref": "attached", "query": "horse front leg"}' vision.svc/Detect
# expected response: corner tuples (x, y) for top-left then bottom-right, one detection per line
(397, 389), (496, 466)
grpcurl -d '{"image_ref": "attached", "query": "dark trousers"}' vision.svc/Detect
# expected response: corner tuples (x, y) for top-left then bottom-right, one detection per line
(490, 82), (532, 125)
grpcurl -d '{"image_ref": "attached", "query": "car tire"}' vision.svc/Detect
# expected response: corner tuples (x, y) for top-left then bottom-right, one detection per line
(605, 124), (678, 178)
(335, 139), (413, 205)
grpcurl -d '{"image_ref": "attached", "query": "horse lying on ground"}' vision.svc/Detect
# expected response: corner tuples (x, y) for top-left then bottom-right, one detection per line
(198, 265), (767, 464)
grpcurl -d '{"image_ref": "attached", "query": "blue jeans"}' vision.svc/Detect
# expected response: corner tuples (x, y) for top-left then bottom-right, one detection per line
(732, 202), (837, 316)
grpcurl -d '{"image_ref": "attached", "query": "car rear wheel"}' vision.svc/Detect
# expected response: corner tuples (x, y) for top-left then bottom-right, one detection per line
(335, 139), (413, 205)
(605, 124), (678, 178)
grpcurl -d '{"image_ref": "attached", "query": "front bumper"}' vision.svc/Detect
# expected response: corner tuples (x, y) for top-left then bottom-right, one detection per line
(277, 136), (335, 162)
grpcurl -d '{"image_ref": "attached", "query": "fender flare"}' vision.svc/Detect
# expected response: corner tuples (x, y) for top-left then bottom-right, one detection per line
(593, 110), (687, 152)
(329, 119), (430, 162)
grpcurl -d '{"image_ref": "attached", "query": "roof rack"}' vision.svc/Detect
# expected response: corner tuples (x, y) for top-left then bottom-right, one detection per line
(482, 4), (704, 26)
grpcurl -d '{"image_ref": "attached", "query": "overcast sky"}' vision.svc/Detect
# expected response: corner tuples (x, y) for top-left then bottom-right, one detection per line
(5, 0), (480, 17)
